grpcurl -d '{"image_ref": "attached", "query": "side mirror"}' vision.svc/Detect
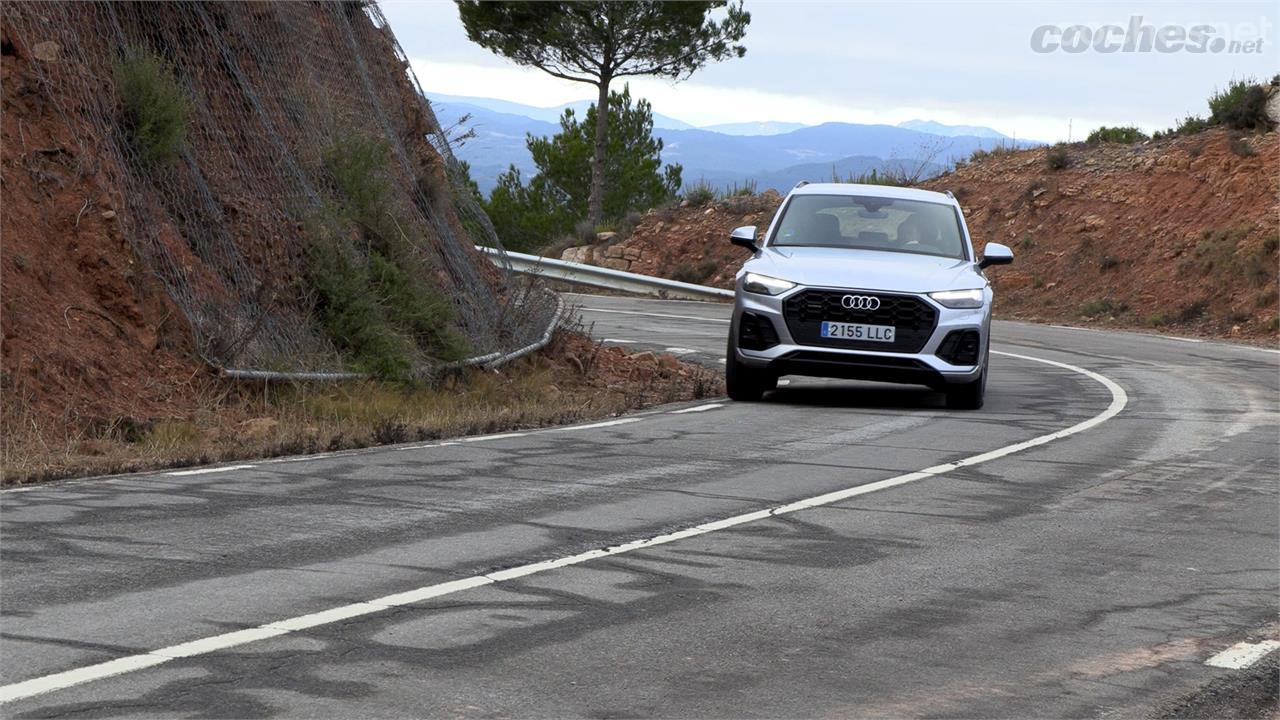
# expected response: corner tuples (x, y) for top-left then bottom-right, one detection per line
(730, 225), (759, 252)
(979, 242), (1013, 269)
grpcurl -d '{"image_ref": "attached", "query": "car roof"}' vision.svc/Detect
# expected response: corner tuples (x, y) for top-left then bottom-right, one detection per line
(789, 182), (956, 206)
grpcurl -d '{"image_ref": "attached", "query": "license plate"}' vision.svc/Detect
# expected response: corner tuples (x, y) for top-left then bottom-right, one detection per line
(820, 321), (895, 342)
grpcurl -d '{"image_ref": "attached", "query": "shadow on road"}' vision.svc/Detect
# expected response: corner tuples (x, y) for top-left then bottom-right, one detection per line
(761, 381), (944, 410)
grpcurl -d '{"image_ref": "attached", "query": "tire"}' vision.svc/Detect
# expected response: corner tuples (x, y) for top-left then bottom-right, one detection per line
(945, 350), (988, 410)
(725, 338), (775, 401)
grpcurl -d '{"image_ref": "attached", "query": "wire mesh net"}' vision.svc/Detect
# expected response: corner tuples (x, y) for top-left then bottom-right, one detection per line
(2, 1), (546, 374)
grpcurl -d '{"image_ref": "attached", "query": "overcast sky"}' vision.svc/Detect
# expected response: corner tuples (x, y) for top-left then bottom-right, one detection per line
(381, 1), (1278, 141)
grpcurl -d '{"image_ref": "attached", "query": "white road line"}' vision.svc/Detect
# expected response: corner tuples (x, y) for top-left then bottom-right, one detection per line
(166, 465), (255, 476)
(670, 403), (725, 414)
(601, 338), (637, 344)
(578, 307), (731, 323)
(0, 349), (1128, 705)
(1205, 640), (1280, 669)
(1164, 336), (1205, 343)
(664, 347), (699, 356)
(546, 418), (641, 432)
(458, 433), (527, 443)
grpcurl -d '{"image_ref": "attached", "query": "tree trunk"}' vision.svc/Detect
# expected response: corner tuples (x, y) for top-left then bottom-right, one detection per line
(587, 76), (611, 228)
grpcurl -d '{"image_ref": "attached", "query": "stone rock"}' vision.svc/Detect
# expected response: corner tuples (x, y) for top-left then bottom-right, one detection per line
(596, 231), (618, 242)
(100, 210), (117, 220)
(621, 247), (641, 261)
(604, 245), (625, 259)
(560, 246), (592, 264)
(600, 257), (630, 271)
(32, 41), (59, 62)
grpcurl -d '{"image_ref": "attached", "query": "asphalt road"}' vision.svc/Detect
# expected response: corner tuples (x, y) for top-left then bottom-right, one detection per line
(2, 292), (1277, 718)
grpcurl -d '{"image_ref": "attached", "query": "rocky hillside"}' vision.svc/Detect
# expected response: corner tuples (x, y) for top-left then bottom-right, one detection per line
(0, 3), (533, 430)
(569, 129), (1278, 339)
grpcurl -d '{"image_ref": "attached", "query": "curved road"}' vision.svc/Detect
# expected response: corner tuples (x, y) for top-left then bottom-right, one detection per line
(2, 293), (1276, 717)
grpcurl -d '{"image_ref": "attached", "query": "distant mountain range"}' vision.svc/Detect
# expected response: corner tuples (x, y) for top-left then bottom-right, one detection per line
(426, 94), (1038, 194)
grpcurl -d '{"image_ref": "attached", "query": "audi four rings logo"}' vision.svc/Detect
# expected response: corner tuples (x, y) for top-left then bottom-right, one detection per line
(841, 295), (880, 310)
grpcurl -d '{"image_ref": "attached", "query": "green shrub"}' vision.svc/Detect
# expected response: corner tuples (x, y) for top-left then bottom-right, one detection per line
(670, 259), (720, 285)
(1046, 146), (1070, 170)
(845, 168), (909, 186)
(968, 143), (1020, 163)
(1085, 126), (1149, 144)
(1228, 134), (1258, 157)
(683, 180), (717, 206)
(324, 136), (395, 238)
(1177, 299), (1209, 322)
(1174, 115), (1211, 135)
(305, 135), (470, 378)
(1081, 298), (1127, 318)
(1208, 79), (1271, 131)
(309, 234), (415, 379)
(115, 48), (189, 165)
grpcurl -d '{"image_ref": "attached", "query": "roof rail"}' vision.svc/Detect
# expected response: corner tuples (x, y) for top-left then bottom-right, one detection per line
(794, 181), (809, 189)
(944, 190), (955, 199)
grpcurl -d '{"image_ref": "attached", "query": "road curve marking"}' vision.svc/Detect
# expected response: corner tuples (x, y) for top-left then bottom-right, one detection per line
(166, 465), (256, 476)
(0, 350), (1127, 704)
(545, 418), (642, 432)
(670, 403), (726, 414)
(1205, 640), (1280, 669)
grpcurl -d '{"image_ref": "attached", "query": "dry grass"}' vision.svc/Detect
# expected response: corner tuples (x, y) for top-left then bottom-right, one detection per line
(1, 334), (723, 486)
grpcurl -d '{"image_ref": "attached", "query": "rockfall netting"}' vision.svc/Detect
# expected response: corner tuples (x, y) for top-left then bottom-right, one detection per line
(1, 1), (544, 376)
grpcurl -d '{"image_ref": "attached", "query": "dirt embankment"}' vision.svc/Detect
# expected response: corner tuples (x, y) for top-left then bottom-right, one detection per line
(0, 4), (720, 484)
(3, 26), (201, 436)
(573, 130), (1278, 339)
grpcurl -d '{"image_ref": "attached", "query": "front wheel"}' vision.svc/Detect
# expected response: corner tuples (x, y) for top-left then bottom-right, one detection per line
(725, 339), (775, 401)
(945, 354), (987, 410)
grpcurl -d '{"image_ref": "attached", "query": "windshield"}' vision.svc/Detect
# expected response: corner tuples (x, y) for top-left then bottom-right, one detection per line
(768, 194), (968, 260)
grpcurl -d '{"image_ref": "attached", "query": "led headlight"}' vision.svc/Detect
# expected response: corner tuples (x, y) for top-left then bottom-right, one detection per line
(743, 273), (796, 296)
(928, 288), (985, 308)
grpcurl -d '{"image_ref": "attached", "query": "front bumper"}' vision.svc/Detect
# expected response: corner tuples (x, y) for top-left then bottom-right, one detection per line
(733, 285), (988, 388)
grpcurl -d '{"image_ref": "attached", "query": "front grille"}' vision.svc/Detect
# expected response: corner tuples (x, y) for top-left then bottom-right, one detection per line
(782, 289), (937, 353)
(738, 312), (781, 351)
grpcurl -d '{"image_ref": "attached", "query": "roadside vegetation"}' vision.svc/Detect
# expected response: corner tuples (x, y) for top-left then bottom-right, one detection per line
(1086, 126), (1148, 144)
(306, 135), (468, 379)
(458, 0), (748, 228)
(115, 47), (189, 165)
(1151, 76), (1276, 139)
(481, 86), (682, 253)
(1, 331), (723, 486)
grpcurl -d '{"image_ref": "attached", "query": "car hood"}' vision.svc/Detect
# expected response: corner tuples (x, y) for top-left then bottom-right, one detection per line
(744, 246), (984, 294)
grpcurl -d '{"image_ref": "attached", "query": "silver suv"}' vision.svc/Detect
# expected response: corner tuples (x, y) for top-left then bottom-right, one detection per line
(726, 182), (1012, 409)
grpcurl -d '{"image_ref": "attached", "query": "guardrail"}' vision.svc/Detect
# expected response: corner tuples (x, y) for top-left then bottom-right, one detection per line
(477, 246), (734, 301)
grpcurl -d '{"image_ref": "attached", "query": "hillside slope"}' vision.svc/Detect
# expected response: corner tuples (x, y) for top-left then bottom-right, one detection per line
(569, 129), (1278, 339)
(0, 2), (531, 429)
